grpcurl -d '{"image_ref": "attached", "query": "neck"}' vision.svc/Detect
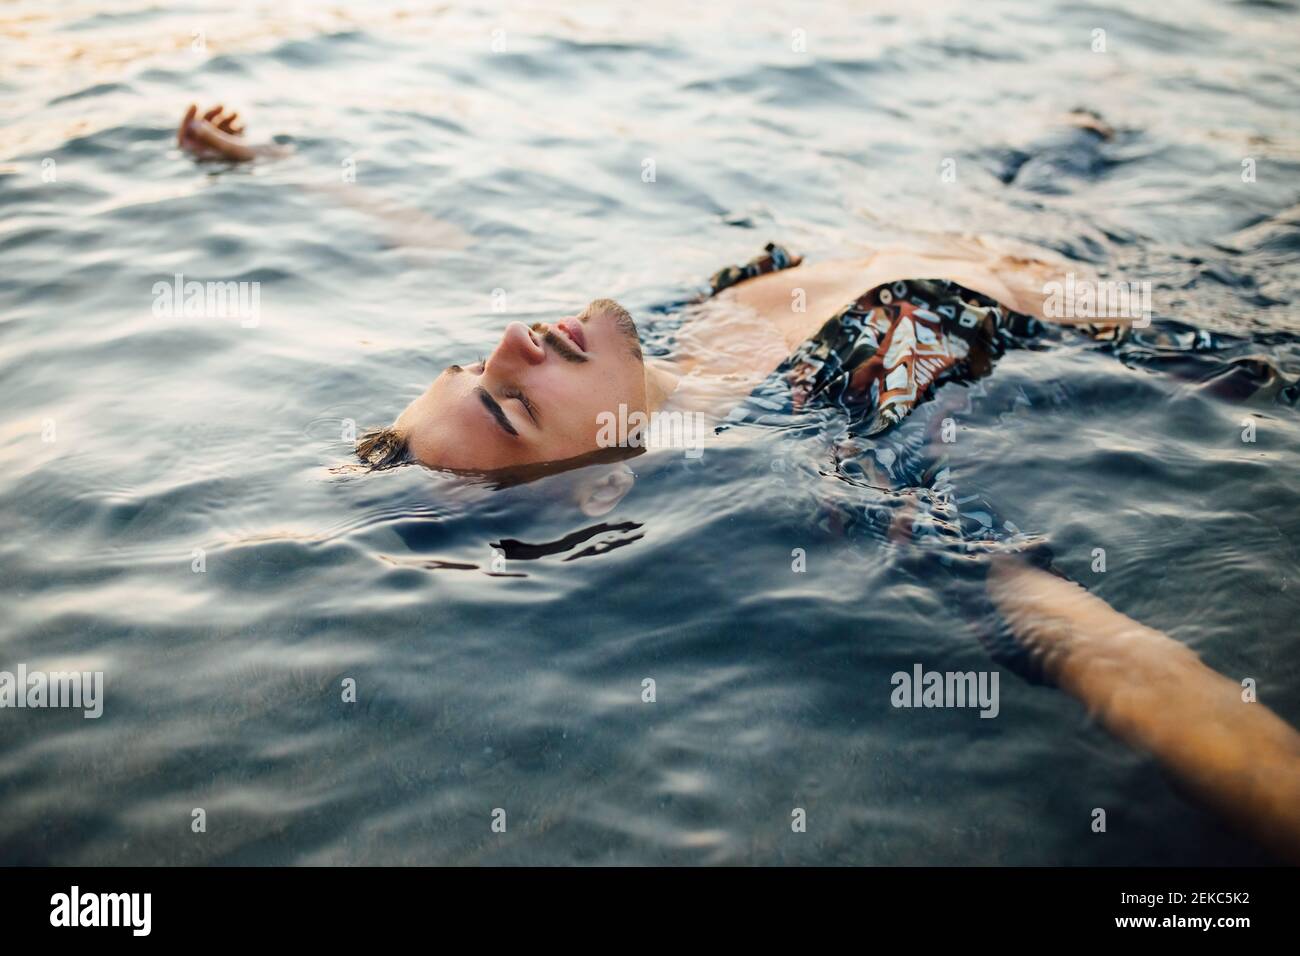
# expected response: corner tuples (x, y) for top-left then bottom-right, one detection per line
(643, 360), (680, 412)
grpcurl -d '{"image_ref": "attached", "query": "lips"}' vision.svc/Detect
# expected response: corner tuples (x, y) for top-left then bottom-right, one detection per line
(555, 318), (587, 353)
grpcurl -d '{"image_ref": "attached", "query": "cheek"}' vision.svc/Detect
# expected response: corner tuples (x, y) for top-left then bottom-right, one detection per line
(535, 386), (611, 452)
(531, 363), (644, 451)
(585, 369), (638, 414)
(605, 357), (647, 413)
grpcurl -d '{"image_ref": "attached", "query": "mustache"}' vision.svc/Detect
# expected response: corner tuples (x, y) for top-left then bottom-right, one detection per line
(529, 323), (588, 363)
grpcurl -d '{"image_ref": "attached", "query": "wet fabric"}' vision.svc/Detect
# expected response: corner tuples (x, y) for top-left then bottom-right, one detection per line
(723, 269), (1056, 553)
(709, 245), (1299, 681)
(717, 247), (1298, 548)
(708, 241), (799, 296)
(734, 278), (1046, 435)
(717, 269), (1064, 680)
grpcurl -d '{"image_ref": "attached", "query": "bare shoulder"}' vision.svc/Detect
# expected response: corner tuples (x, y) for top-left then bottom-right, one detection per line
(719, 234), (1109, 329)
(821, 235), (1099, 322)
(721, 255), (877, 333)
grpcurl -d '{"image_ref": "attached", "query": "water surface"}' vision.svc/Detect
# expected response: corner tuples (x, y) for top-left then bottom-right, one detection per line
(2, 0), (1299, 864)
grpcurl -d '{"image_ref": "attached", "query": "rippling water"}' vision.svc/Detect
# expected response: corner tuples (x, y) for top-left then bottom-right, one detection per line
(2, 0), (1299, 864)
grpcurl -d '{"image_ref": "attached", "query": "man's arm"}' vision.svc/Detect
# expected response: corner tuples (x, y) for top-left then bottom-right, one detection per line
(174, 104), (471, 251)
(988, 557), (1300, 862)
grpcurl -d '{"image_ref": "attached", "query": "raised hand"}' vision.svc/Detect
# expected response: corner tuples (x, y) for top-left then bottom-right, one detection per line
(178, 103), (257, 162)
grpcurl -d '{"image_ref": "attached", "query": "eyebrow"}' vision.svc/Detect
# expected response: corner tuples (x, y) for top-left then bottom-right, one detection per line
(475, 386), (519, 437)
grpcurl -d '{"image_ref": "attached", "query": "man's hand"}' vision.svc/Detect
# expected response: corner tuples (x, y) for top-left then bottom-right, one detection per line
(178, 104), (257, 162)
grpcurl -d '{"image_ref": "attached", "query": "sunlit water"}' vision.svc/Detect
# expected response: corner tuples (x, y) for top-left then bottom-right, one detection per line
(2, 0), (1299, 864)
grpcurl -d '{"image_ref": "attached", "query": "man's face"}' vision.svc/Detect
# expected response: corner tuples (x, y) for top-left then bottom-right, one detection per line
(395, 299), (648, 470)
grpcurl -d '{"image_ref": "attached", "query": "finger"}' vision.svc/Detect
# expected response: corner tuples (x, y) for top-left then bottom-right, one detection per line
(204, 105), (223, 123)
(189, 121), (256, 161)
(190, 121), (227, 149)
(178, 104), (197, 145)
(218, 112), (240, 133)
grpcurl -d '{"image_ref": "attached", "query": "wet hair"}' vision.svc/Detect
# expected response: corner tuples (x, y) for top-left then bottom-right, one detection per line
(356, 426), (412, 470)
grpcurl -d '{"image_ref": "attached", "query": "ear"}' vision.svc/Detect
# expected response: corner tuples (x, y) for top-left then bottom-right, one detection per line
(575, 464), (636, 517)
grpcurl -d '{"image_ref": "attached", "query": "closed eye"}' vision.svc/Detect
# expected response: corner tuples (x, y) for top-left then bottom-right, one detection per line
(475, 387), (519, 437)
(504, 386), (539, 426)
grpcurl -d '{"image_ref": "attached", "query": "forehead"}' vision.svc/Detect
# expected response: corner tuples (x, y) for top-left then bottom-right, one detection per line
(407, 389), (517, 467)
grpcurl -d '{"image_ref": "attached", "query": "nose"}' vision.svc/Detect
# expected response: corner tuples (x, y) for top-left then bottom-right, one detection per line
(487, 321), (546, 371)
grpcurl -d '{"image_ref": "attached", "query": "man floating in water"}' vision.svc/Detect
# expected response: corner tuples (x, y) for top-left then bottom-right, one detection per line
(178, 103), (1300, 863)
